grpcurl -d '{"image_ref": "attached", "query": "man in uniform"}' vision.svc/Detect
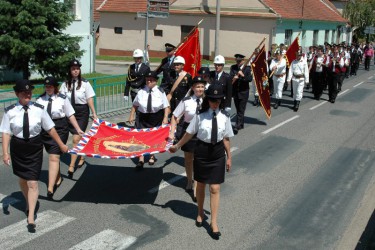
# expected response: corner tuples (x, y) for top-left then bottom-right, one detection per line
(287, 51), (309, 112)
(230, 54), (253, 133)
(156, 43), (176, 94)
(209, 55), (232, 111)
(327, 47), (345, 103)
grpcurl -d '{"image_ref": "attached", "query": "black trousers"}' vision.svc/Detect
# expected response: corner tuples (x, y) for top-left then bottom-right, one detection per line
(365, 56), (371, 70)
(337, 72), (345, 91)
(350, 63), (358, 75)
(328, 72), (340, 101)
(234, 91), (249, 129)
(312, 72), (324, 98)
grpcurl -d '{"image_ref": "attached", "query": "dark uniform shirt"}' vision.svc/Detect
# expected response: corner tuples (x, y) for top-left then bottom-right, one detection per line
(209, 71), (233, 108)
(229, 64), (253, 97)
(124, 63), (150, 96)
(156, 56), (176, 94)
(170, 72), (193, 110)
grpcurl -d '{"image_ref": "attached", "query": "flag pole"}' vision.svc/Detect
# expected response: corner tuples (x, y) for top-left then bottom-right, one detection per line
(232, 37), (266, 84)
(154, 19), (204, 73)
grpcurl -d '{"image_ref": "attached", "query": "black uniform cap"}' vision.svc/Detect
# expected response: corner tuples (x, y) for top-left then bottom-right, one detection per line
(198, 67), (210, 75)
(165, 43), (176, 52)
(234, 54), (245, 60)
(205, 83), (224, 99)
(69, 59), (82, 67)
(13, 79), (34, 92)
(44, 76), (59, 86)
(145, 71), (159, 80)
(192, 76), (207, 84)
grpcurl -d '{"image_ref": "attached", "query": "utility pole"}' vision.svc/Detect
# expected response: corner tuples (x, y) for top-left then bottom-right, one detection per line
(214, 0), (220, 57)
(144, 0), (149, 56)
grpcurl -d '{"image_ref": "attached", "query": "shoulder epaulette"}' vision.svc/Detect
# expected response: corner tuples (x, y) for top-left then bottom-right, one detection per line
(221, 109), (230, 117)
(58, 93), (67, 99)
(158, 86), (165, 93)
(182, 96), (192, 101)
(4, 104), (16, 112)
(81, 78), (88, 82)
(34, 103), (44, 109)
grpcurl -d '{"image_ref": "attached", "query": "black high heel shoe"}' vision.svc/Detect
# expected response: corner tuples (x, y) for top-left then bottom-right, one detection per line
(68, 167), (74, 178)
(195, 220), (203, 227)
(26, 220), (36, 233)
(77, 158), (86, 168)
(209, 224), (221, 240)
(47, 191), (54, 200)
(54, 177), (63, 189)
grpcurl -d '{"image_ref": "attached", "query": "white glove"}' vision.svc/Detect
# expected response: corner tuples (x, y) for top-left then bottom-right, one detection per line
(123, 95), (129, 102)
(225, 107), (231, 112)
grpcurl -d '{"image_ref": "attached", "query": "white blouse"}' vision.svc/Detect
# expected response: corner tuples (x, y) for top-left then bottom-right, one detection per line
(59, 79), (95, 105)
(36, 93), (75, 119)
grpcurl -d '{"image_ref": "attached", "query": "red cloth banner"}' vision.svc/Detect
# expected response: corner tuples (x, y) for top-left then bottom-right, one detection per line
(175, 28), (201, 78)
(69, 119), (172, 159)
(251, 45), (271, 119)
(285, 36), (300, 66)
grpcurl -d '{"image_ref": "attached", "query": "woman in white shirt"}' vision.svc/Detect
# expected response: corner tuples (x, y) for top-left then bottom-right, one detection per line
(59, 59), (97, 178)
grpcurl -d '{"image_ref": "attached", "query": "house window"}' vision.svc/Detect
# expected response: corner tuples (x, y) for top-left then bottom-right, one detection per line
(181, 25), (195, 40)
(325, 30), (329, 43)
(154, 29), (163, 37)
(285, 29), (292, 45)
(65, 0), (81, 20)
(313, 30), (319, 46)
(114, 27), (123, 34)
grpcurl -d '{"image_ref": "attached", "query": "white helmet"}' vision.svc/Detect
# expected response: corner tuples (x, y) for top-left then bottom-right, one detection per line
(174, 56), (185, 64)
(214, 55), (225, 64)
(133, 49), (144, 58)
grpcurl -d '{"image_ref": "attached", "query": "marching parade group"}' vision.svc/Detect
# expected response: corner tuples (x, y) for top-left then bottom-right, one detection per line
(0, 40), (374, 238)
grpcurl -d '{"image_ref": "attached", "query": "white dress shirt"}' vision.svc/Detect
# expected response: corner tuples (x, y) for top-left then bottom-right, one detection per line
(59, 79), (95, 105)
(133, 86), (169, 113)
(173, 95), (203, 123)
(0, 102), (55, 139)
(186, 108), (234, 143)
(36, 93), (75, 119)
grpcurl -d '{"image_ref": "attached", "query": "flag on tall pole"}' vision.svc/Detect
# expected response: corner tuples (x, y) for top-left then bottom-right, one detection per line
(285, 35), (300, 66)
(175, 24), (201, 77)
(251, 45), (271, 119)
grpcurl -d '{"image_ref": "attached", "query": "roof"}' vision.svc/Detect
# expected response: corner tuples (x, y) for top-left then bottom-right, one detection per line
(98, 0), (171, 13)
(262, 0), (347, 23)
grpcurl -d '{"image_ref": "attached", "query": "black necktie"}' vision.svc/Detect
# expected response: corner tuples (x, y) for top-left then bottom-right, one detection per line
(47, 97), (52, 118)
(211, 111), (217, 144)
(135, 64), (139, 73)
(23, 105), (30, 140)
(71, 81), (76, 107)
(216, 73), (219, 80)
(196, 99), (200, 114)
(147, 89), (152, 113)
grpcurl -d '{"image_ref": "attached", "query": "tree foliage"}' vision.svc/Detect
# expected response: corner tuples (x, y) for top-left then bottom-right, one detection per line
(343, 0), (375, 41)
(0, 0), (83, 79)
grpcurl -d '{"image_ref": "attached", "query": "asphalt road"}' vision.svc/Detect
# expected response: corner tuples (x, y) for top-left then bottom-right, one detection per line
(1, 65), (375, 250)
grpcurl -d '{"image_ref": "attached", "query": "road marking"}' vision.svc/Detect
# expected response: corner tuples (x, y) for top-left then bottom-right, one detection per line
(0, 193), (20, 210)
(309, 101), (328, 110)
(353, 81), (364, 88)
(69, 229), (136, 250)
(0, 210), (75, 250)
(261, 115), (300, 135)
(338, 89), (349, 96)
(148, 147), (238, 194)
(368, 76), (373, 80)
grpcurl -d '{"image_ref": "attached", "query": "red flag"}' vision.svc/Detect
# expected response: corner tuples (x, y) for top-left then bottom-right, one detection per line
(251, 45), (271, 119)
(69, 119), (172, 159)
(175, 28), (201, 77)
(285, 36), (300, 66)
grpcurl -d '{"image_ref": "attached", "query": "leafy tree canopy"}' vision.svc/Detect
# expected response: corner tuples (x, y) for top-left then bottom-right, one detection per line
(0, 0), (83, 79)
(343, 0), (375, 42)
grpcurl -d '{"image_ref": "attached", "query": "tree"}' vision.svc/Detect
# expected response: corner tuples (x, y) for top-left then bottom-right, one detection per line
(343, 0), (375, 42)
(0, 0), (83, 79)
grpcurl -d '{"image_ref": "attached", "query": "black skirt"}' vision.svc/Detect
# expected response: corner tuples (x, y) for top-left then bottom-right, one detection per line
(193, 140), (226, 184)
(10, 135), (43, 181)
(69, 104), (89, 134)
(137, 109), (164, 129)
(178, 122), (197, 153)
(41, 117), (69, 154)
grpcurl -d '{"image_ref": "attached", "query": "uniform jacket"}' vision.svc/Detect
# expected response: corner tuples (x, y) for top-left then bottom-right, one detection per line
(209, 71), (233, 108)
(124, 63), (150, 96)
(229, 64), (252, 97)
(156, 56), (176, 93)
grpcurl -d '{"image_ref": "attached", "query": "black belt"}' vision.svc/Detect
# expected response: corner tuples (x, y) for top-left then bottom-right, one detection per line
(53, 117), (66, 121)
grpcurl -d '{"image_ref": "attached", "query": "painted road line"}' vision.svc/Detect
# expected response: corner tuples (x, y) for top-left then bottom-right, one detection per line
(368, 76), (373, 80)
(337, 89), (349, 96)
(0, 210), (75, 249)
(148, 147), (239, 194)
(309, 101), (328, 110)
(0, 193), (20, 210)
(261, 115), (300, 135)
(69, 229), (136, 250)
(353, 81), (364, 88)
